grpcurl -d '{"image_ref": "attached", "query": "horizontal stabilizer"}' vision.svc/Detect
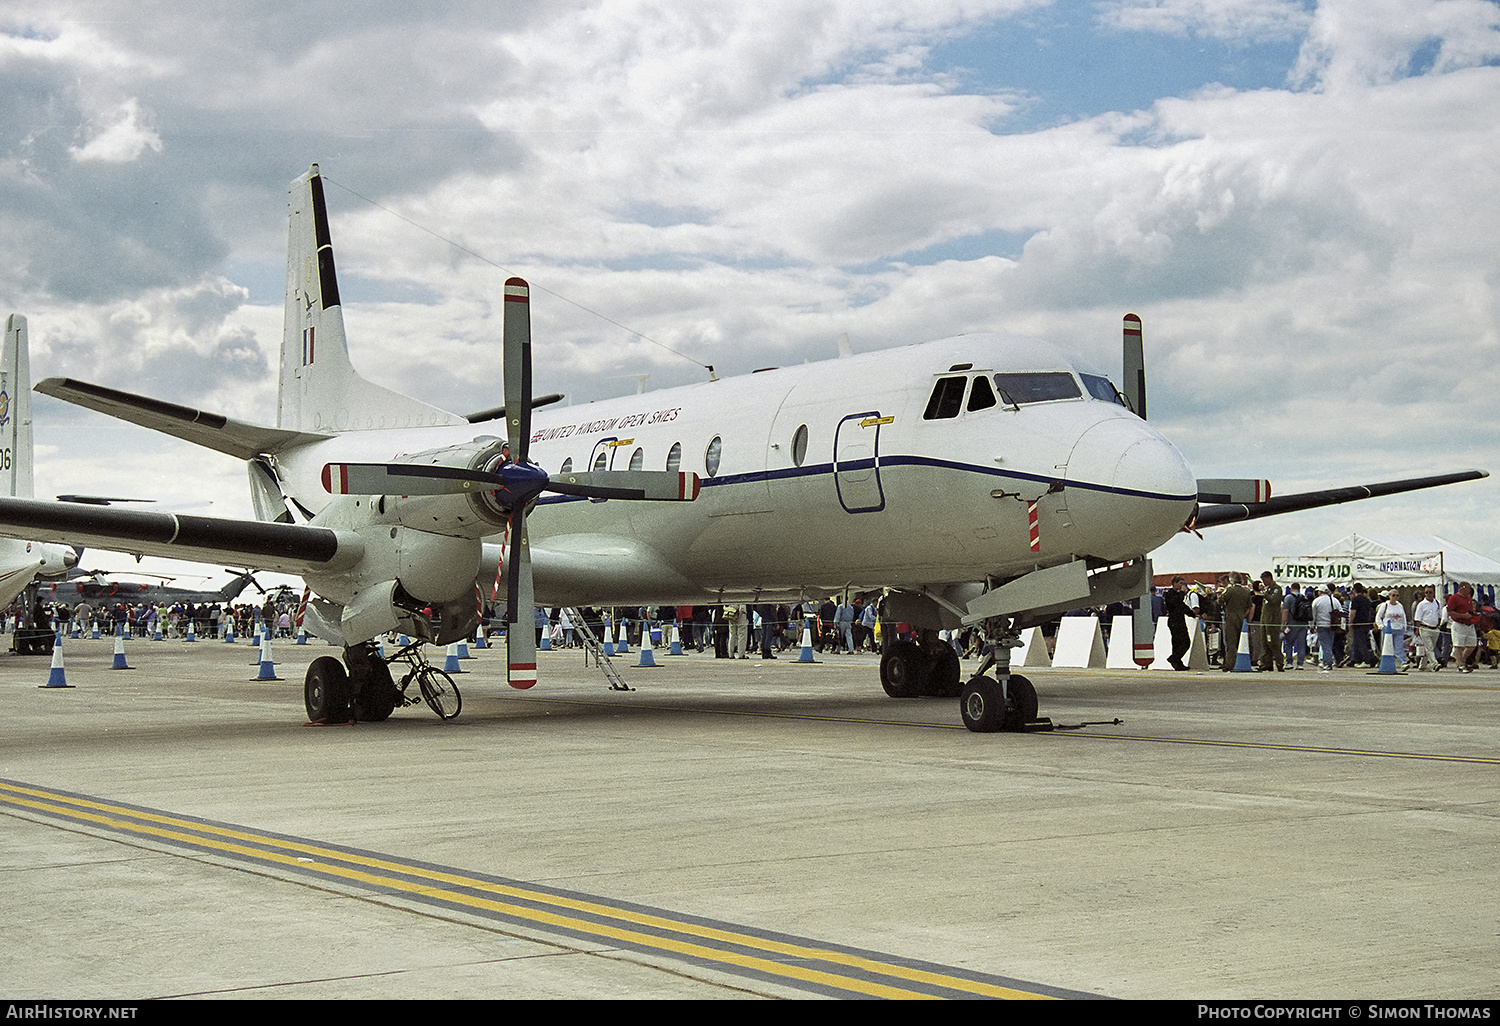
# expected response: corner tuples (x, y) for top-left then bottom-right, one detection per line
(0, 497), (363, 576)
(1196, 478), (1271, 504)
(1193, 470), (1487, 529)
(465, 393), (564, 425)
(35, 377), (330, 460)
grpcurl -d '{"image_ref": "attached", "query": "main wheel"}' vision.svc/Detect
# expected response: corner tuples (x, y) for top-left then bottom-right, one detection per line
(304, 656), (351, 722)
(419, 668), (462, 720)
(880, 640), (926, 698)
(352, 660), (399, 723)
(926, 645), (962, 698)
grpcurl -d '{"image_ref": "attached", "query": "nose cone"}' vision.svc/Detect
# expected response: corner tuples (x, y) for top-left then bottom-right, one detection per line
(64, 548), (79, 570)
(1064, 416), (1196, 559)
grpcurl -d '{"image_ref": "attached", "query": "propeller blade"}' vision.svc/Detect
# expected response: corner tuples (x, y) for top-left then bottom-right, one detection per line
(322, 462), (496, 496)
(505, 508), (537, 690)
(503, 277), (533, 464)
(546, 471), (702, 502)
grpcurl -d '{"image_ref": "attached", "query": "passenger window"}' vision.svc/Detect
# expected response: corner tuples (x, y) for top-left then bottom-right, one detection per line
(705, 436), (722, 477)
(967, 375), (997, 412)
(593, 451), (608, 471)
(629, 447), (644, 471)
(922, 376), (968, 420)
(792, 424), (808, 467)
(559, 457), (573, 474)
(666, 442), (682, 472)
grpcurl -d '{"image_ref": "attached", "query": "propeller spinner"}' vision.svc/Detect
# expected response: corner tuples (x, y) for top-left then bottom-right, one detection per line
(321, 277), (700, 690)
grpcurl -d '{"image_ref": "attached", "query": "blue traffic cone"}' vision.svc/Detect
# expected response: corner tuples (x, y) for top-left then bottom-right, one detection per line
(616, 621), (630, 654)
(444, 643), (464, 673)
(185, 619), (196, 642)
(457, 638), (472, 659)
(797, 617), (817, 663)
(223, 622), (235, 644)
(602, 618), (614, 656)
(111, 634), (132, 670)
(1233, 619), (1254, 671)
(43, 643), (72, 688)
(473, 623), (488, 649)
(254, 637), (281, 680)
(668, 623), (683, 655)
(296, 623), (307, 645)
(636, 624), (657, 667)
(1376, 624), (1401, 674)
(91, 621), (100, 639)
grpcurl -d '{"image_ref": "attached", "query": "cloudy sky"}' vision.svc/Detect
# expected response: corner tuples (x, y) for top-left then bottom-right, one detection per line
(2, 0), (1497, 589)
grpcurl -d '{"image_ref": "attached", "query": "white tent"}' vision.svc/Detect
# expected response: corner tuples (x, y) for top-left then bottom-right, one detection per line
(1307, 534), (1500, 591)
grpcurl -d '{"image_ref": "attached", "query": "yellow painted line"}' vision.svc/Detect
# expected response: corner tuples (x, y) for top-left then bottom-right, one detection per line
(0, 780), (1053, 1000)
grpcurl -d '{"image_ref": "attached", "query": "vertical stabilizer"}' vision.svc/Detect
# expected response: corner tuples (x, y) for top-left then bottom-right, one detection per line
(1, 314), (34, 499)
(279, 164), (465, 433)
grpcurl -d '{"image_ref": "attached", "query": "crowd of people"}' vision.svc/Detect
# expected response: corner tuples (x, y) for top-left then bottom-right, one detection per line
(533, 599), (894, 660)
(14, 594), (301, 641)
(1156, 573), (1499, 673)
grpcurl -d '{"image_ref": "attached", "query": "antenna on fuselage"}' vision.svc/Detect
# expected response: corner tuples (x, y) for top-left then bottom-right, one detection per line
(1123, 313), (1146, 420)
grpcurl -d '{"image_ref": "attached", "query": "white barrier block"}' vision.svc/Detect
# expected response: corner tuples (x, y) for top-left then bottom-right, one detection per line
(1052, 615), (1106, 668)
(1105, 614), (1142, 669)
(1016, 626), (1051, 667)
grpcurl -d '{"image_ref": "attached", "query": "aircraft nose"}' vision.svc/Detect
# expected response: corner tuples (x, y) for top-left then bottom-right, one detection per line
(1064, 416), (1196, 557)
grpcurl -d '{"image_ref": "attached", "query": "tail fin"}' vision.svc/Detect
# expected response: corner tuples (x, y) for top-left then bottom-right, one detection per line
(278, 164), (465, 433)
(1, 314), (33, 499)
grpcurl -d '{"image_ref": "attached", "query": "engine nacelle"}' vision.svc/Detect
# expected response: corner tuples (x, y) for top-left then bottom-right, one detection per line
(386, 437), (513, 538)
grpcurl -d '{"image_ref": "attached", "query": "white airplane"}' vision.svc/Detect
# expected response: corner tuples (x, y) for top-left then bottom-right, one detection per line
(0, 314), (78, 649)
(0, 165), (1484, 729)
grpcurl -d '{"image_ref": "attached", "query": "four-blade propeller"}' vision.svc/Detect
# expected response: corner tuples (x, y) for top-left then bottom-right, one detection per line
(320, 277), (700, 689)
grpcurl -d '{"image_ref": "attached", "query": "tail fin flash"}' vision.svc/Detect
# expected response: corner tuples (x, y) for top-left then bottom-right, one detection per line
(279, 164), (464, 433)
(1, 314), (33, 499)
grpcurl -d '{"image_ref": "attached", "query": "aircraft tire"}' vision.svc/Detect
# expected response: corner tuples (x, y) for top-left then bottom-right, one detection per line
(880, 640), (926, 698)
(960, 675), (1005, 732)
(352, 660), (399, 723)
(926, 645), (962, 698)
(304, 656), (351, 722)
(960, 673), (1039, 733)
(1003, 674), (1039, 730)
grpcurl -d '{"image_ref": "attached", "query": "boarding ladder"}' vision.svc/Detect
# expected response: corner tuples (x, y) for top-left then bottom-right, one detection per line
(563, 607), (632, 692)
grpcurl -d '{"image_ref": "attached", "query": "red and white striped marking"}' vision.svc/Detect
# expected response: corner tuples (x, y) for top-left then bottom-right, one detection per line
(508, 662), (537, 689)
(296, 586), (310, 628)
(1027, 500), (1040, 553)
(321, 463), (350, 494)
(504, 279), (529, 304)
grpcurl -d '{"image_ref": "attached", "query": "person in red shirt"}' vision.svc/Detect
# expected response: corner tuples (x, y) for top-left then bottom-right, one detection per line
(1446, 582), (1481, 673)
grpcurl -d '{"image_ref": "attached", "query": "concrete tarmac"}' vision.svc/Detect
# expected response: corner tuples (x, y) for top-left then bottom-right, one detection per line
(2, 634), (1497, 999)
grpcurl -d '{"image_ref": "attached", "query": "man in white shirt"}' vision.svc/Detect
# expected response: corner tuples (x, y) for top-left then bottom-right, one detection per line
(1412, 585), (1444, 672)
(1311, 584), (1338, 672)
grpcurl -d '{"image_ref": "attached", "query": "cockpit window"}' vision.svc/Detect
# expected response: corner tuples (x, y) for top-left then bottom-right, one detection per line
(1080, 373), (1128, 406)
(922, 376), (968, 420)
(992, 372), (1081, 406)
(967, 375), (997, 412)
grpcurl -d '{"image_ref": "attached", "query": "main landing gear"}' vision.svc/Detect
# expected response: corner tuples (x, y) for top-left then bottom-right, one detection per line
(879, 632), (962, 698)
(303, 639), (456, 723)
(879, 618), (1046, 733)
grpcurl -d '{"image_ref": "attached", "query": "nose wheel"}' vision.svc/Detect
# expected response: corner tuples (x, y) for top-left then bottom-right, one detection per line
(960, 673), (1038, 733)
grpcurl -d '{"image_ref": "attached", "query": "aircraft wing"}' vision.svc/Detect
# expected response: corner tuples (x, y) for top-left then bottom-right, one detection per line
(1192, 470), (1487, 529)
(0, 498), (363, 577)
(34, 377), (330, 460)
